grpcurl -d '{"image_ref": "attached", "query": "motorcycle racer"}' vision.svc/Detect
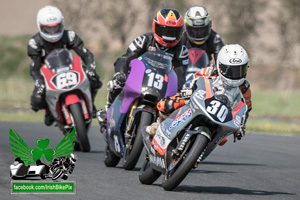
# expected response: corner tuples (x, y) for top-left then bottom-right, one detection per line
(182, 6), (224, 63)
(147, 44), (252, 140)
(98, 8), (189, 124)
(28, 5), (102, 126)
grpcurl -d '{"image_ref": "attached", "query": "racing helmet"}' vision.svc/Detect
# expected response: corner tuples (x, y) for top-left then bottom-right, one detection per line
(153, 8), (184, 48)
(36, 6), (64, 43)
(184, 6), (212, 45)
(217, 44), (249, 87)
(69, 153), (77, 163)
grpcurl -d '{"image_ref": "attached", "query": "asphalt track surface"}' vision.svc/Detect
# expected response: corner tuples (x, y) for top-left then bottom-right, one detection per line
(0, 121), (299, 200)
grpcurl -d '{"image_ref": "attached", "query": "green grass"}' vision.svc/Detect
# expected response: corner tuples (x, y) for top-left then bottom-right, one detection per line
(251, 89), (300, 117)
(247, 118), (300, 135)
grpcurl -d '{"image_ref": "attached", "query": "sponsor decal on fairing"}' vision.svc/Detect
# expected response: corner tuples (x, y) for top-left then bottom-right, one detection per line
(169, 108), (192, 130)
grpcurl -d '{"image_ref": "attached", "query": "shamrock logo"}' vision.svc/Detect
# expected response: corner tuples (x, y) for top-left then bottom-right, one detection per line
(9, 129), (76, 165)
(30, 139), (55, 164)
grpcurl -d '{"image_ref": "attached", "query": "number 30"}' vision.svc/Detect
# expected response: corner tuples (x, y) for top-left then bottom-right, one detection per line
(206, 100), (228, 122)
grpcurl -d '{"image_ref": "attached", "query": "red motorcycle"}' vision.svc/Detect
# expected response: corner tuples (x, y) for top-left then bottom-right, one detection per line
(40, 48), (92, 152)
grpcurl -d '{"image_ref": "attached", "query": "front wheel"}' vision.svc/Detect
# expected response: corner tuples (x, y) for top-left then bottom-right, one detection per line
(123, 111), (153, 170)
(162, 134), (208, 191)
(52, 169), (63, 180)
(104, 144), (121, 167)
(139, 158), (161, 185)
(69, 103), (90, 152)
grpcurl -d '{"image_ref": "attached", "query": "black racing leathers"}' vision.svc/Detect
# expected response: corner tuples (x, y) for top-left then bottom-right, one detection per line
(114, 32), (189, 91)
(28, 30), (102, 110)
(181, 29), (224, 63)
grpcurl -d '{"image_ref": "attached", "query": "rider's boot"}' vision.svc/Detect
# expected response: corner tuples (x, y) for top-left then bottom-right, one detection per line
(145, 113), (168, 137)
(91, 92), (98, 118)
(146, 122), (160, 137)
(97, 103), (110, 134)
(44, 108), (55, 126)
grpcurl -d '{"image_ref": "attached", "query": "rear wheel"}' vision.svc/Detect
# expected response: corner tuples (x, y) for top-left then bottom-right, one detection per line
(139, 158), (161, 185)
(69, 103), (91, 152)
(104, 145), (121, 167)
(123, 111), (153, 170)
(162, 134), (208, 191)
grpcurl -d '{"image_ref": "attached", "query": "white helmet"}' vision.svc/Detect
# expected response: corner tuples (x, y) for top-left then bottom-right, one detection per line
(217, 44), (249, 87)
(36, 6), (64, 43)
(184, 6), (212, 45)
(69, 153), (77, 163)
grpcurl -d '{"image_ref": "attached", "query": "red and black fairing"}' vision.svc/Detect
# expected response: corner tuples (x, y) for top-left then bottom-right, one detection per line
(185, 48), (209, 83)
(40, 49), (92, 125)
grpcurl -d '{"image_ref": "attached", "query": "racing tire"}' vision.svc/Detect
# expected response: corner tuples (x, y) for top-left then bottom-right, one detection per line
(139, 159), (161, 185)
(69, 103), (91, 152)
(123, 111), (153, 170)
(104, 144), (120, 167)
(162, 134), (208, 191)
(52, 169), (63, 180)
(40, 174), (46, 180)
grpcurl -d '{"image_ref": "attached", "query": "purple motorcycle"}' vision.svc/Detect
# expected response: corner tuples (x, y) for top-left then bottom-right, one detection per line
(102, 50), (178, 170)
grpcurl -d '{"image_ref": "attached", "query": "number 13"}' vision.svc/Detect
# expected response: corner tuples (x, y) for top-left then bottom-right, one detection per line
(147, 72), (164, 90)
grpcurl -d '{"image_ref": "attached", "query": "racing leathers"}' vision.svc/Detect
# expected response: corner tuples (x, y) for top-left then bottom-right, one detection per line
(28, 30), (102, 111)
(108, 32), (189, 105)
(181, 29), (224, 63)
(151, 65), (252, 139)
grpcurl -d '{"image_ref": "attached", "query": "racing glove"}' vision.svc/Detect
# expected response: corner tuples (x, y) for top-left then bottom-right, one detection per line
(34, 79), (45, 96)
(157, 94), (186, 115)
(235, 124), (246, 140)
(107, 72), (127, 91)
(195, 64), (218, 78)
(85, 63), (97, 78)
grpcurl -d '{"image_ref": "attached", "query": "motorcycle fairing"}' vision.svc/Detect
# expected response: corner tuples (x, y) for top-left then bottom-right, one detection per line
(149, 76), (247, 163)
(41, 54), (92, 121)
(120, 59), (145, 113)
(106, 51), (178, 156)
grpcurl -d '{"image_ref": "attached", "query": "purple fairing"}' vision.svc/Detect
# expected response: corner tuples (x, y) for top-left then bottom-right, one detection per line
(165, 70), (178, 98)
(120, 59), (145, 113)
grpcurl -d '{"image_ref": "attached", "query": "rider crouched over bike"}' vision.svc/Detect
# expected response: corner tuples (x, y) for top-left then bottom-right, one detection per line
(97, 8), (189, 128)
(147, 44), (252, 141)
(28, 6), (102, 126)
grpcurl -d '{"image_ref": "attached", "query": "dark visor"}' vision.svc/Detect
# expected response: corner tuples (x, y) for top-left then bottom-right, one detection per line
(155, 23), (183, 40)
(219, 63), (248, 80)
(41, 24), (63, 34)
(186, 25), (210, 39)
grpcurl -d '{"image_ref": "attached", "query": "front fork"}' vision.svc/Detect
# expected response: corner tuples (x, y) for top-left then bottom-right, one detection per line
(171, 126), (211, 169)
(124, 99), (139, 139)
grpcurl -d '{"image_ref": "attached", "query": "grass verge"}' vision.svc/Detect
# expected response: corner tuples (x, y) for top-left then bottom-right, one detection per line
(246, 118), (300, 135)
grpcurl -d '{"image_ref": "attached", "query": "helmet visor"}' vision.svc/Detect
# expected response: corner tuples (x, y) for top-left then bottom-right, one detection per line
(155, 23), (183, 41)
(41, 23), (63, 34)
(186, 25), (210, 39)
(219, 63), (248, 80)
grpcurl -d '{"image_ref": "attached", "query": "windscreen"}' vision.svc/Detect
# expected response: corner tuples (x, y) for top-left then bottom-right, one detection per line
(45, 49), (73, 73)
(142, 50), (173, 73)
